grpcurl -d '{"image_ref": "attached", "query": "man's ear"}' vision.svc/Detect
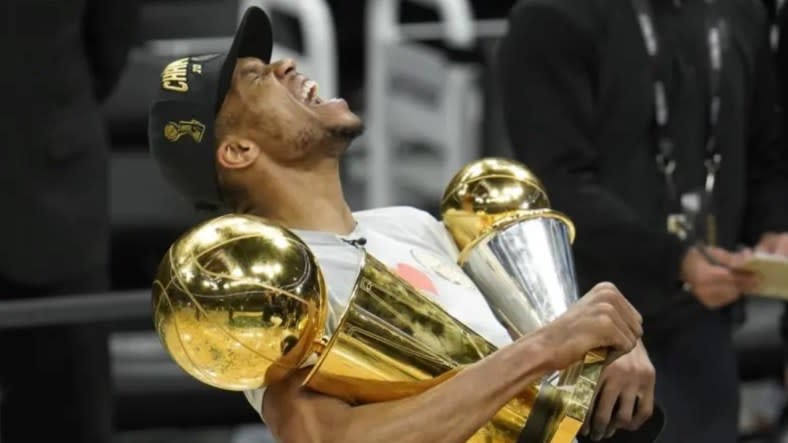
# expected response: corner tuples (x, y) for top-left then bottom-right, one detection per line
(216, 138), (260, 170)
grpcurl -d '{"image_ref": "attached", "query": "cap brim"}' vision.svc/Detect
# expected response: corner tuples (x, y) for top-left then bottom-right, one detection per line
(215, 6), (274, 112)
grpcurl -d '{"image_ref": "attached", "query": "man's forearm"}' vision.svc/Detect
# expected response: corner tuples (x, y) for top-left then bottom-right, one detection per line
(268, 286), (639, 443)
(333, 337), (553, 443)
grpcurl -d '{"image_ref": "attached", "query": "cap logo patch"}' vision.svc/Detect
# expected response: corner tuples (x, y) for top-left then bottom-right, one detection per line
(161, 58), (190, 92)
(164, 119), (206, 143)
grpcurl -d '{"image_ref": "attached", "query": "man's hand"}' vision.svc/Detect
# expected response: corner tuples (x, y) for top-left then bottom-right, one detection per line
(581, 340), (655, 441)
(680, 246), (759, 308)
(535, 282), (643, 371)
(755, 232), (788, 256)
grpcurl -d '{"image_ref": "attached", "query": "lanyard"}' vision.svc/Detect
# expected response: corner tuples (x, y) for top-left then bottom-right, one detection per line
(631, 0), (725, 212)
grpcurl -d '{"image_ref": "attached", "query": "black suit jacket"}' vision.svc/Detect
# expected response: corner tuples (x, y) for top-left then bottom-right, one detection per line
(496, 0), (788, 339)
(0, 0), (137, 287)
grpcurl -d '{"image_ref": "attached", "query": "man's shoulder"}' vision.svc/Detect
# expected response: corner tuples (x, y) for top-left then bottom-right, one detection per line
(509, 0), (610, 30)
(723, 0), (769, 35)
(510, 0), (608, 22)
(354, 206), (448, 248)
(354, 206), (439, 228)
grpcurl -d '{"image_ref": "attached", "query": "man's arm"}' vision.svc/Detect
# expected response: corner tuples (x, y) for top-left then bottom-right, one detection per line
(265, 338), (552, 443)
(495, 2), (687, 313)
(751, 3), (788, 370)
(262, 284), (643, 443)
(83, 0), (140, 101)
(741, 8), (788, 244)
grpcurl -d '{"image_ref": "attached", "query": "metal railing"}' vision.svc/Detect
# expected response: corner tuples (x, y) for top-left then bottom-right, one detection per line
(364, 0), (503, 208)
(0, 290), (150, 330)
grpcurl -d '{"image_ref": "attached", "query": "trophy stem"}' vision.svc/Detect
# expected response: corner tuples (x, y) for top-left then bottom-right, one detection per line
(448, 212), (605, 442)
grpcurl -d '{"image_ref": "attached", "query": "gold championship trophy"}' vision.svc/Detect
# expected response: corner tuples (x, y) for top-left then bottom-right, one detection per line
(442, 158), (607, 443)
(152, 214), (559, 442)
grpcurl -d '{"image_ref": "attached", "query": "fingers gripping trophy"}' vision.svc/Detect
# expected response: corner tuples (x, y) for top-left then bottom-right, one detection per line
(150, 160), (603, 443)
(441, 158), (607, 442)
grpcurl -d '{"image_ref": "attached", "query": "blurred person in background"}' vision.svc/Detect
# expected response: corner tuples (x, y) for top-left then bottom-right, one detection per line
(497, 0), (788, 440)
(148, 7), (658, 442)
(0, 1), (137, 442)
(775, 3), (788, 428)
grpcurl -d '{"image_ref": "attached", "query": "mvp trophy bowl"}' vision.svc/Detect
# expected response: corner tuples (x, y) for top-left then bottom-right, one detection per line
(442, 158), (607, 443)
(152, 213), (569, 442)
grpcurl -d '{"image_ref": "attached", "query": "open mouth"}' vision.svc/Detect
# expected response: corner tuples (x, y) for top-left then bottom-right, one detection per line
(297, 79), (342, 106)
(299, 80), (321, 105)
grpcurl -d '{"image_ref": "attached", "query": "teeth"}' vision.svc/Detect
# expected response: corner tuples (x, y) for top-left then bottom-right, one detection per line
(301, 80), (318, 104)
(300, 83), (309, 102)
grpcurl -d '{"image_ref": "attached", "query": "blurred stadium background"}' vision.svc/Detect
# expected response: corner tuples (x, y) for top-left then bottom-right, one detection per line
(2, 0), (784, 441)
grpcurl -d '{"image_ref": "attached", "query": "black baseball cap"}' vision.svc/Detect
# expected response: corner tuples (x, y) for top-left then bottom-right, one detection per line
(148, 6), (273, 210)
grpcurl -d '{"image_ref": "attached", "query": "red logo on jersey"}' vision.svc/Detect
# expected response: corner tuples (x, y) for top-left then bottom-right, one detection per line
(395, 263), (437, 295)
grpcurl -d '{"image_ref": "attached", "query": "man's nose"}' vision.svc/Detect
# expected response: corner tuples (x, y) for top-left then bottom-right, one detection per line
(270, 58), (296, 78)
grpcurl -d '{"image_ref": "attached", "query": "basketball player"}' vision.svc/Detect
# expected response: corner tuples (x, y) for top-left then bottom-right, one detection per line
(148, 7), (655, 441)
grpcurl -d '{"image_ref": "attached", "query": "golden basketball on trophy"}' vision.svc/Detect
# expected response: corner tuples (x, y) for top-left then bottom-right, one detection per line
(151, 214), (329, 391)
(153, 213), (544, 442)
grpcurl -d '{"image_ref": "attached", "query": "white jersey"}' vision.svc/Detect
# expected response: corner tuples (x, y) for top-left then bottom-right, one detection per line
(244, 206), (512, 415)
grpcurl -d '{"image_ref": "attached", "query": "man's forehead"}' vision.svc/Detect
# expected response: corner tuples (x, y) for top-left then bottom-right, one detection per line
(235, 56), (268, 70)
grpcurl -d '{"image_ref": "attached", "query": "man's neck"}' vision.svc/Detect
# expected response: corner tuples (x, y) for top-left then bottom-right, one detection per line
(246, 158), (356, 235)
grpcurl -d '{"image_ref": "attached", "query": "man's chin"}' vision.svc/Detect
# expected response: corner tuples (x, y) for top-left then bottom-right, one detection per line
(328, 119), (365, 141)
